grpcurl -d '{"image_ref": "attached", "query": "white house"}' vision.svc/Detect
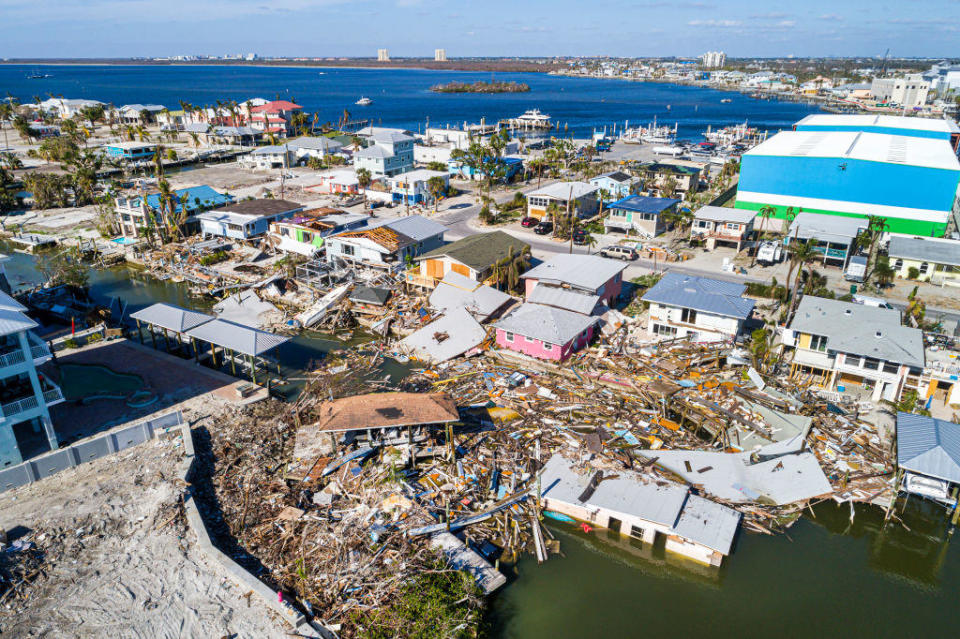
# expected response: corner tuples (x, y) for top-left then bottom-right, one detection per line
(354, 131), (415, 177)
(324, 215), (446, 271)
(641, 272), (755, 343)
(525, 182), (599, 220)
(198, 199), (303, 241)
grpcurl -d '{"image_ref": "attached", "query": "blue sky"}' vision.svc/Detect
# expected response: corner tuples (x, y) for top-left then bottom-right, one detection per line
(3, 0), (959, 59)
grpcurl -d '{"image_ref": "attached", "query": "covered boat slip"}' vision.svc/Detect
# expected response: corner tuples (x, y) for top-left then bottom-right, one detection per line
(129, 302), (290, 386)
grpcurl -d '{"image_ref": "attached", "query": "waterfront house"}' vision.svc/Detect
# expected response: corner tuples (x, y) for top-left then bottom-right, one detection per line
(243, 145), (291, 170)
(410, 230), (530, 289)
(102, 141), (157, 163)
(522, 254), (627, 308)
(895, 412), (960, 506)
(354, 131), (415, 177)
(287, 136), (345, 163)
(296, 392), (459, 449)
(589, 171), (641, 200)
(183, 123), (262, 146)
(887, 235), (960, 284)
(538, 454), (741, 566)
(493, 303), (597, 361)
(249, 100), (303, 136)
(268, 209), (368, 257)
(324, 215), (446, 271)
(198, 199), (303, 241)
(642, 272), (755, 343)
(0, 291), (63, 468)
(115, 104), (166, 124)
(604, 195), (680, 237)
(690, 206), (756, 251)
(786, 212), (868, 267)
(388, 169), (449, 205)
(783, 296), (925, 402)
(116, 185), (234, 239)
(449, 156), (524, 183)
(525, 182), (599, 220)
(38, 98), (104, 119)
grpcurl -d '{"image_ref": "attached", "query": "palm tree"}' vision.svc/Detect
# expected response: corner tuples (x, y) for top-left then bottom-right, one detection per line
(757, 205), (776, 240)
(426, 176), (446, 213)
(873, 256), (895, 289)
(356, 168), (372, 211)
(785, 239), (818, 321)
(528, 158), (546, 188)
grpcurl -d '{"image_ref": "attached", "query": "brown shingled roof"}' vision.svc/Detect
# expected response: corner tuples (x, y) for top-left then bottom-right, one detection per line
(309, 392), (459, 432)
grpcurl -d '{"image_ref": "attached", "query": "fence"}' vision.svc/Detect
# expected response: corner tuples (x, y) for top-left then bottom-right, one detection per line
(0, 411), (184, 494)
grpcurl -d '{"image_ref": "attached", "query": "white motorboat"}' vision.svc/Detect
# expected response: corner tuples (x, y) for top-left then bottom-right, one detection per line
(355, 97), (373, 106)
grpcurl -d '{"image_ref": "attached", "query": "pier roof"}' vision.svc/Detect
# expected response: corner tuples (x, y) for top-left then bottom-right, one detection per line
(130, 303), (214, 333)
(897, 412), (960, 484)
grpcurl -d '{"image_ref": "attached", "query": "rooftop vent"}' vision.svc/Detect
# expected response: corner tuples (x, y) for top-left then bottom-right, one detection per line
(844, 309), (852, 315)
(875, 331), (883, 338)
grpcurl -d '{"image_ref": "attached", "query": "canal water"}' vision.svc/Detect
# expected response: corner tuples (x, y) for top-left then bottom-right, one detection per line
(487, 500), (960, 638)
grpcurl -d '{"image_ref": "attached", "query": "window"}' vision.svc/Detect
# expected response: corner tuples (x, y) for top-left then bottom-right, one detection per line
(883, 362), (900, 374)
(629, 525), (646, 542)
(227, 223), (242, 231)
(847, 355), (863, 367)
(302, 232), (312, 242)
(725, 222), (740, 230)
(894, 259), (903, 270)
(542, 342), (556, 351)
(341, 244), (355, 256)
(653, 323), (678, 336)
(809, 334), (828, 352)
(863, 357), (880, 371)
(920, 262), (930, 274)
(504, 332), (514, 342)
(681, 308), (698, 324)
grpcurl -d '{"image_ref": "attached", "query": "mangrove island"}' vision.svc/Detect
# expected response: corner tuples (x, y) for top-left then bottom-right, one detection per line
(430, 80), (531, 93)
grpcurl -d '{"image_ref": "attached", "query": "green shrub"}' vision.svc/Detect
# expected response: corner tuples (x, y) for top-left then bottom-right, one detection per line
(63, 338), (79, 349)
(86, 333), (103, 344)
(907, 266), (920, 280)
(200, 250), (230, 266)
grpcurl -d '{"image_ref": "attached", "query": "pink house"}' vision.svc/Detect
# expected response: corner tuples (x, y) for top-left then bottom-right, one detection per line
(521, 254), (626, 308)
(494, 303), (598, 361)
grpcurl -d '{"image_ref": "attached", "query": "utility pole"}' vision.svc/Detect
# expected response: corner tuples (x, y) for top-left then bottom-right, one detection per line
(567, 185), (574, 253)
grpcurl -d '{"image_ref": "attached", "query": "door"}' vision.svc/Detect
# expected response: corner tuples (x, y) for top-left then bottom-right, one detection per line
(607, 517), (622, 534)
(425, 259), (444, 278)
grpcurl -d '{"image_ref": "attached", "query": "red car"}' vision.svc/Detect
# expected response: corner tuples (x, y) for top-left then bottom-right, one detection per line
(520, 217), (538, 228)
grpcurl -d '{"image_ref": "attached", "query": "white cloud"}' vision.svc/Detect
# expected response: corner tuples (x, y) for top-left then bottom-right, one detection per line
(687, 19), (741, 27)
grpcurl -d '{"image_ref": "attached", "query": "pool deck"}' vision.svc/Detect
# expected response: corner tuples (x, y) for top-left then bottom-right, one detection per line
(42, 339), (267, 446)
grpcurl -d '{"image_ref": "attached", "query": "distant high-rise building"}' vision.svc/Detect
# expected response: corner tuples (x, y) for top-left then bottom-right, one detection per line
(435, 49), (447, 62)
(701, 51), (726, 69)
(378, 48), (390, 62)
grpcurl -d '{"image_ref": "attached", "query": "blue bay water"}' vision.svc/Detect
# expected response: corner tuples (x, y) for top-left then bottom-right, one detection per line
(0, 64), (822, 139)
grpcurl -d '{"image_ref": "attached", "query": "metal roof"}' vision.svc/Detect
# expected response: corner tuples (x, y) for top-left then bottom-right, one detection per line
(428, 271), (512, 321)
(0, 309), (38, 336)
(694, 205), (757, 224)
(539, 454), (740, 554)
(184, 318), (290, 356)
(288, 136), (344, 152)
(896, 412), (960, 483)
(789, 296), (925, 368)
(888, 235), (960, 268)
(378, 215), (447, 242)
(522, 254), (626, 293)
(642, 271), (755, 320)
(357, 144), (393, 159)
(528, 181), (598, 200)
(795, 113), (960, 135)
(745, 130), (960, 172)
(527, 285), (599, 316)
(609, 195), (681, 214)
(494, 302), (597, 345)
(349, 286), (392, 306)
(591, 171), (635, 184)
(417, 230), (530, 272)
(788, 212), (867, 245)
(138, 185), (233, 214)
(399, 307), (488, 363)
(130, 303), (214, 333)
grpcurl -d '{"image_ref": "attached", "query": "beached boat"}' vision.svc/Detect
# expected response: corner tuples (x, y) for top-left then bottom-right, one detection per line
(295, 283), (351, 328)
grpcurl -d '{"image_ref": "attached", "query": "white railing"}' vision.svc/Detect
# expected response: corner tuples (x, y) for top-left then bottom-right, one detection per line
(43, 387), (64, 404)
(1, 395), (39, 418)
(0, 349), (26, 369)
(30, 343), (51, 361)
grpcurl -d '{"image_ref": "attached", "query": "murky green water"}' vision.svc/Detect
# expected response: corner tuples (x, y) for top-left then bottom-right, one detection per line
(486, 500), (958, 638)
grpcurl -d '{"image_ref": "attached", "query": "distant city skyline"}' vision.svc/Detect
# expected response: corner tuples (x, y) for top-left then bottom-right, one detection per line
(3, 0), (960, 60)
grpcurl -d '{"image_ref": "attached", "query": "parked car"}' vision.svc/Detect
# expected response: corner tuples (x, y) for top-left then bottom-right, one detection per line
(600, 245), (638, 260)
(534, 221), (554, 235)
(572, 229), (588, 245)
(520, 216), (538, 228)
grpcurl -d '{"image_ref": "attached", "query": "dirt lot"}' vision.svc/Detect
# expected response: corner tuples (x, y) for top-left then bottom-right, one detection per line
(0, 437), (287, 638)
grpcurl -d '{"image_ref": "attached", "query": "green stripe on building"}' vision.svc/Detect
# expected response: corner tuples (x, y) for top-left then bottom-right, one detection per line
(734, 200), (947, 237)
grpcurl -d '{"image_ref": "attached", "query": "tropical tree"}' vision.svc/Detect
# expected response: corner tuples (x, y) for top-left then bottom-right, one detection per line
(12, 115), (37, 142)
(873, 256), (896, 289)
(757, 205), (776, 239)
(426, 161), (448, 172)
(785, 239), (818, 320)
(660, 174), (678, 199)
(356, 168), (372, 210)
(493, 244), (531, 292)
(426, 176), (446, 213)
(528, 157), (546, 188)
(79, 104), (105, 130)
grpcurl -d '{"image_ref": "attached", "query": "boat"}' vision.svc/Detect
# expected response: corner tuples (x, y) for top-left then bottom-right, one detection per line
(26, 70), (52, 79)
(619, 116), (678, 145)
(720, 98), (732, 103)
(295, 283), (351, 328)
(355, 97), (373, 106)
(501, 108), (552, 129)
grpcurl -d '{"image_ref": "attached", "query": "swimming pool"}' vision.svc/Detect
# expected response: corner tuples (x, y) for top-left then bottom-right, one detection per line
(59, 363), (144, 400)
(111, 237), (139, 245)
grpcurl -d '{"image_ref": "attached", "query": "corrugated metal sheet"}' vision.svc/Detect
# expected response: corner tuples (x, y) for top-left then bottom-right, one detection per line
(527, 285), (599, 315)
(896, 412), (960, 484)
(642, 271), (754, 319)
(185, 318), (290, 356)
(130, 303), (214, 333)
(494, 303), (596, 345)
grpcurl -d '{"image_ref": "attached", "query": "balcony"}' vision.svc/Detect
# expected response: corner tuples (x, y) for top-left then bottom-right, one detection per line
(0, 383), (64, 420)
(405, 269), (439, 289)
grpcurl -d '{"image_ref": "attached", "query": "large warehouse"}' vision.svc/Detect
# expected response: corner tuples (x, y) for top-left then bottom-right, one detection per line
(735, 127), (960, 236)
(793, 114), (960, 150)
